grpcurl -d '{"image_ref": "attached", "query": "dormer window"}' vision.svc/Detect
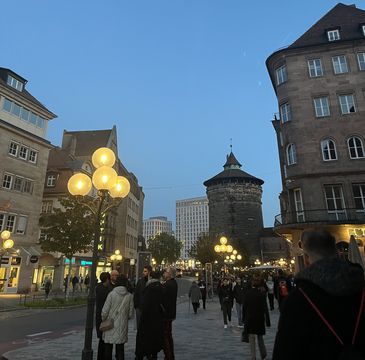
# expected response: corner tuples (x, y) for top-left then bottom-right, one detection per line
(6, 75), (24, 91)
(362, 25), (365, 36)
(327, 29), (340, 42)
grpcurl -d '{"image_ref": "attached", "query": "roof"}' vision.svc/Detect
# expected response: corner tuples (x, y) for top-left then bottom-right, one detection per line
(0, 67), (56, 118)
(289, 3), (365, 49)
(223, 151), (242, 169)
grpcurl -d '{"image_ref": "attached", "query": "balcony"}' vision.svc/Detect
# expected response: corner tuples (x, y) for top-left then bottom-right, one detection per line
(274, 208), (365, 227)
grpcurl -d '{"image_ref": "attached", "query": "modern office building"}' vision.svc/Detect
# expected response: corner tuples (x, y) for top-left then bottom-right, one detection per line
(266, 3), (365, 259)
(176, 197), (209, 259)
(0, 67), (56, 293)
(143, 216), (173, 242)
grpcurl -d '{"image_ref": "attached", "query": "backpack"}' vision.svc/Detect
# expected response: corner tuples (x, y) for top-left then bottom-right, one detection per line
(279, 280), (289, 297)
(299, 287), (365, 360)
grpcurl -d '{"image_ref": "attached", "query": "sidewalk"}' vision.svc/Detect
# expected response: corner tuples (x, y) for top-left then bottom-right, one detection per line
(2, 297), (279, 360)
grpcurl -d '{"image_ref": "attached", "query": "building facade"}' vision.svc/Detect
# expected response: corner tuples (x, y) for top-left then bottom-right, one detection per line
(176, 197), (209, 260)
(266, 4), (365, 258)
(0, 67), (56, 293)
(204, 152), (264, 262)
(143, 216), (173, 242)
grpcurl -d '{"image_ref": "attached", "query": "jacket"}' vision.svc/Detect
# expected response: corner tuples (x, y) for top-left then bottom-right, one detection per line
(95, 282), (112, 338)
(162, 278), (178, 320)
(134, 277), (147, 309)
(273, 258), (365, 360)
(101, 286), (134, 344)
(189, 283), (202, 303)
(218, 284), (233, 304)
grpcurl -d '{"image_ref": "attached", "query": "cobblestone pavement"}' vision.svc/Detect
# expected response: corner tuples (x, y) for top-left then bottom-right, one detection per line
(3, 298), (279, 360)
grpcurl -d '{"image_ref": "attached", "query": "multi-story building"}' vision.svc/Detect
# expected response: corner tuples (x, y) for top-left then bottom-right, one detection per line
(143, 216), (173, 242)
(41, 126), (144, 289)
(266, 3), (365, 262)
(176, 196), (209, 259)
(0, 67), (56, 293)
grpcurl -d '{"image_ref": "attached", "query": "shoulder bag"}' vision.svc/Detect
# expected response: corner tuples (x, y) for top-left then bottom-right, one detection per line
(100, 294), (129, 332)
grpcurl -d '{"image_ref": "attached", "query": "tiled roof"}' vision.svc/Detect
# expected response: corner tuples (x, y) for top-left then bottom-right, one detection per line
(223, 151), (242, 169)
(204, 168), (264, 187)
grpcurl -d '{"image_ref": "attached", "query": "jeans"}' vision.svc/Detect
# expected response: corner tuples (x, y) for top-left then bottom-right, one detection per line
(268, 293), (274, 310)
(163, 320), (175, 360)
(222, 301), (232, 325)
(201, 296), (206, 309)
(249, 334), (267, 360)
(104, 343), (124, 360)
(235, 302), (244, 326)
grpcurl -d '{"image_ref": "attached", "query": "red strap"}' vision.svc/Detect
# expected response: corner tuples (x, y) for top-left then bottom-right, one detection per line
(352, 288), (365, 345)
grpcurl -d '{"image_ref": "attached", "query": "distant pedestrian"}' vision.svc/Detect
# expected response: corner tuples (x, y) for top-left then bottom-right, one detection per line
(274, 269), (291, 312)
(96, 272), (112, 360)
(71, 275), (79, 293)
(189, 281), (202, 314)
(198, 278), (207, 309)
(266, 276), (275, 311)
(44, 278), (52, 299)
(84, 274), (90, 293)
(244, 275), (271, 360)
(162, 267), (178, 360)
(273, 229), (365, 360)
(218, 278), (233, 328)
(135, 271), (164, 360)
(134, 265), (152, 329)
(233, 277), (245, 327)
(79, 275), (84, 292)
(101, 276), (134, 360)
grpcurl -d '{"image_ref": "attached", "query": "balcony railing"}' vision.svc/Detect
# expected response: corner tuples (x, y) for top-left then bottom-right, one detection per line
(274, 208), (365, 227)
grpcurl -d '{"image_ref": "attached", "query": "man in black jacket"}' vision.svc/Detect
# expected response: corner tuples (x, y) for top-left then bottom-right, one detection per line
(273, 229), (365, 360)
(162, 267), (178, 360)
(134, 265), (152, 329)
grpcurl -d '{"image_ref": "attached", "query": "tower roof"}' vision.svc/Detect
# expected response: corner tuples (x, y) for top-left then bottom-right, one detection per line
(223, 151), (242, 169)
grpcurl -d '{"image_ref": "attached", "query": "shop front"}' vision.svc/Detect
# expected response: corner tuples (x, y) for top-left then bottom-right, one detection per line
(0, 256), (22, 293)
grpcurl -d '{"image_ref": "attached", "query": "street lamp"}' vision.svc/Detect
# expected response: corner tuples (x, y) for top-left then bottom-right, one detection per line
(67, 147), (130, 360)
(110, 249), (123, 270)
(1, 230), (14, 251)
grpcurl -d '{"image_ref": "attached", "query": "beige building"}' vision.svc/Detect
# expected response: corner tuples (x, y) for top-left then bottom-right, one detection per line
(0, 67), (56, 293)
(143, 216), (173, 242)
(266, 4), (365, 262)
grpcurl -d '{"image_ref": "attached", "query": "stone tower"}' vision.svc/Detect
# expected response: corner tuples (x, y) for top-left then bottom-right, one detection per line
(204, 152), (264, 261)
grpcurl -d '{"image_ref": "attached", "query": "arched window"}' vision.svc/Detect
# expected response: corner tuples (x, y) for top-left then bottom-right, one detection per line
(348, 137), (364, 159)
(321, 139), (337, 161)
(286, 144), (297, 165)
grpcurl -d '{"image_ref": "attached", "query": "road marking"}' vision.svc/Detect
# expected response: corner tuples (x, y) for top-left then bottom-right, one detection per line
(26, 331), (52, 337)
(62, 330), (77, 335)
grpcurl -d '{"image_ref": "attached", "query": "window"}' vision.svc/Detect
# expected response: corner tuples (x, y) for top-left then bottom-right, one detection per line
(293, 188), (305, 222)
(21, 108), (29, 121)
(348, 137), (364, 159)
(339, 94), (356, 114)
(46, 175), (56, 187)
(308, 59), (323, 77)
(2, 174), (13, 189)
(280, 103), (292, 123)
(23, 179), (33, 194)
(5, 214), (16, 232)
(7, 75), (23, 91)
(13, 176), (23, 192)
(357, 53), (365, 71)
(0, 214), (4, 231)
(314, 97), (330, 117)
(12, 103), (21, 117)
(276, 65), (287, 85)
(8, 142), (19, 157)
(353, 184), (365, 211)
(324, 185), (346, 220)
(332, 56), (348, 74)
(362, 25), (365, 36)
(3, 98), (12, 112)
(16, 216), (27, 234)
(327, 29), (340, 41)
(321, 139), (337, 161)
(29, 150), (38, 164)
(286, 144), (297, 165)
(19, 145), (29, 160)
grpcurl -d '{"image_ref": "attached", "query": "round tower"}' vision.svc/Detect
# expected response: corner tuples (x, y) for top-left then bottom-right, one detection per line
(204, 152), (264, 262)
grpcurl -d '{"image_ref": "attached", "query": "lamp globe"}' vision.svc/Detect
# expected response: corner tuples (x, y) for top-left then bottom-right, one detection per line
(67, 173), (92, 196)
(92, 166), (117, 191)
(92, 148), (116, 169)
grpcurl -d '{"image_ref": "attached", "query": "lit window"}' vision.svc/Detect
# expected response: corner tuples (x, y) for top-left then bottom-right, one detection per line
(339, 94), (356, 114)
(280, 103), (292, 123)
(332, 56), (348, 74)
(276, 65), (287, 85)
(327, 29), (340, 41)
(29, 150), (38, 164)
(321, 139), (337, 161)
(286, 144), (297, 165)
(7, 75), (23, 91)
(19, 145), (29, 160)
(8, 142), (19, 157)
(314, 97), (330, 117)
(348, 137), (364, 159)
(16, 216), (27, 234)
(2, 174), (13, 189)
(357, 53), (365, 71)
(308, 59), (323, 77)
(46, 174), (57, 187)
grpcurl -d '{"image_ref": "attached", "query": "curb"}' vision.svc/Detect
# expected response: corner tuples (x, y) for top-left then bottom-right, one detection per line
(23, 304), (87, 310)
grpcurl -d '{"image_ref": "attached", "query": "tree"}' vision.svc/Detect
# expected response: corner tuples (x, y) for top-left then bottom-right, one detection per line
(147, 233), (182, 264)
(39, 196), (95, 295)
(188, 234), (217, 264)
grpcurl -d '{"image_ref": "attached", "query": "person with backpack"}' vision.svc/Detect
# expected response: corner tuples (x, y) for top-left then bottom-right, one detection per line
(273, 229), (365, 360)
(274, 269), (291, 311)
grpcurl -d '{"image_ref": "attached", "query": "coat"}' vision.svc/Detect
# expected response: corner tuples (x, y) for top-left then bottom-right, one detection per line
(162, 278), (178, 320)
(243, 287), (270, 335)
(233, 283), (246, 304)
(189, 283), (202, 303)
(218, 284), (233, 305)
(134, 277), (147, 309)
(95, 282), (112, 338)
(101, 286), (134, 344)
(135, 279), (164, 356)
(273, 258), (365, 360)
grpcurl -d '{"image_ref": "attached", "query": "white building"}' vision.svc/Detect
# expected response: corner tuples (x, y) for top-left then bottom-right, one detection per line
(143, 216), (172, 242)
(176, 197), (209, 259)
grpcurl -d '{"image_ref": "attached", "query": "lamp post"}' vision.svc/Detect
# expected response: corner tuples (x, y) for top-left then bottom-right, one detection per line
(214, 236), (242, 273)
(1, 230), (14, 253)
(110, 249), (123, 270)
(67, 147), (130, 360)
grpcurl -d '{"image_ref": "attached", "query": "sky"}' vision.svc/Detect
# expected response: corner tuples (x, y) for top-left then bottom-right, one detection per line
(0, 0), (351, 227)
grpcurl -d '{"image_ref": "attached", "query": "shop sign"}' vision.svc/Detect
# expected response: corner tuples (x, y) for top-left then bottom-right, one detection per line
(29, 255), (39, 264)
(64, 257), (76, 265)
(81, 260), (92, 266)
(1, 257), (9, 265)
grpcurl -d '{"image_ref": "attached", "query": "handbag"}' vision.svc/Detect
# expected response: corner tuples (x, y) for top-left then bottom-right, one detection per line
(100, 294), (128, 332)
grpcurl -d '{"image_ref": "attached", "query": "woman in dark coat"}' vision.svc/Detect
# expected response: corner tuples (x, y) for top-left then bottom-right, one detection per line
(135, 271), (164, 360)
(243, 275), (270, 360)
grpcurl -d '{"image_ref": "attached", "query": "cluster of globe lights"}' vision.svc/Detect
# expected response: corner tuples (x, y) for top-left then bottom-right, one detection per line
(1, 230), (14, 250)
(67, 147), (130, 198)
(214, 236), (242, 261)
(110, 249), (123, 262)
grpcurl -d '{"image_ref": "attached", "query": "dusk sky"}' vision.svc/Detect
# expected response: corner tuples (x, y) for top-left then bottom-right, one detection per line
(1, 0), (349, 227)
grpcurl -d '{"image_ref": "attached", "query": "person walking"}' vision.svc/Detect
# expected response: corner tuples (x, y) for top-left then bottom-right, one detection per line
(233, 277), (245, 327)
(44, 278), (52, 299)
(273, 229), (365, 360)
(218, 278), (234, 328)
(96, 272), (112, 360)
(244, 275), (271, 360)
(189, 281), (202, 314)
(84, 274), (90, 293)
(198, 278), (207, 310)
(135, 271), (164, 360)
(162, 267), (178, 360)
(101, 276), (134, 360)
(266, 276), (275, 311)
(134, 265), (152, 329)
(274, 269), (291, 312)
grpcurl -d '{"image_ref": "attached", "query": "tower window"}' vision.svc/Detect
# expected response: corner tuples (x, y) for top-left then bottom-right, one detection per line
(275, 65), (287, 85)
(286, 144), (297, 165)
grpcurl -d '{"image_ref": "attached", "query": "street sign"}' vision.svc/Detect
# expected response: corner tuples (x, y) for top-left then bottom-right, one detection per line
(29, 255), (38, 264)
